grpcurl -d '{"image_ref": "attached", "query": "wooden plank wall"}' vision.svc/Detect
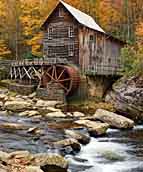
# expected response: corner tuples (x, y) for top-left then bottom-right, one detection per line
(43, 4), (79, 65)
(79, 26), (123, 75)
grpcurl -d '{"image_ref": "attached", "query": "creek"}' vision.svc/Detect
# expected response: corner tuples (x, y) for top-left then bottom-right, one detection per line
(0, 113), (143, 172)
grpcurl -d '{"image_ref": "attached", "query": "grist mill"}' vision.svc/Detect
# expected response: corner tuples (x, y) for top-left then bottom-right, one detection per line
(10, 0), (124, 102)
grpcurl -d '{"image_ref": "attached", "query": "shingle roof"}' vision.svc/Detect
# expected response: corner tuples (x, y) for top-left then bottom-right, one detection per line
(60, 1), (105, 33)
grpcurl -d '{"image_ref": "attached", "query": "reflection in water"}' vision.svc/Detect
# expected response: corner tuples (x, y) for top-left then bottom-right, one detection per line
(0, 113), (143, 172)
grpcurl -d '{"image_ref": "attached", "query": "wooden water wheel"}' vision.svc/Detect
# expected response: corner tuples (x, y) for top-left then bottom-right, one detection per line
(40, 65), (80, 95)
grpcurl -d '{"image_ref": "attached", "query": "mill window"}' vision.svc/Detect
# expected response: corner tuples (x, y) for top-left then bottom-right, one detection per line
(58, 8), (64, 17)
(68, 44), (74, 56)
(48, 27), (53, 40)
(90, 35), (94, 41)
(68, 26), (74, 38)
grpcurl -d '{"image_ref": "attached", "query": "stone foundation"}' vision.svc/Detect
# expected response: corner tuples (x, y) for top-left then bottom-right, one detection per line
(67, 76), (88, 102)
(9, 83), (36, 95)
(36, 81), (66, 102)
(87, 75), (115, 98)
(0, 60), (12, 80)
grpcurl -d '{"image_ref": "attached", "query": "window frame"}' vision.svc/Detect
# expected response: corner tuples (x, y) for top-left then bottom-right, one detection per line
(68, 26), (74, 38)
(48, 27), (53, 40)
(68, 44), (74, 57)
(58, 7), (64, 17)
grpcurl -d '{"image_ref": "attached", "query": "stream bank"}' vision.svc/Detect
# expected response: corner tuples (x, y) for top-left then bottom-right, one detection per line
(0, 84), (138, 172)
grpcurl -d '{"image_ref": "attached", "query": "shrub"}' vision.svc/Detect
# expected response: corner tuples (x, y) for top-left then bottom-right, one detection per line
(121, 44), (143, 75)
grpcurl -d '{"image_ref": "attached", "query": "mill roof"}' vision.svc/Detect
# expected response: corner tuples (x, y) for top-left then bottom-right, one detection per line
(42, 0), (105, 33)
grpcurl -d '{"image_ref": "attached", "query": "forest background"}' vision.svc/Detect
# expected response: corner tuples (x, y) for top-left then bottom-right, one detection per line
(0, 0), (143, 74)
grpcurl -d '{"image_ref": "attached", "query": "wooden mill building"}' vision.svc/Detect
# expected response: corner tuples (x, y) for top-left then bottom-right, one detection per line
(42, 0), (124, 76)
(10, 0), (124, 100)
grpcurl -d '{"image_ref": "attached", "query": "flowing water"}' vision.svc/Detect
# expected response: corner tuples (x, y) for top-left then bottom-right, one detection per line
(0, 113), (143, 172)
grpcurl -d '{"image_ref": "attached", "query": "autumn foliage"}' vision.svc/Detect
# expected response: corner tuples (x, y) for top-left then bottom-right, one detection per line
(0, 0), (143, 60)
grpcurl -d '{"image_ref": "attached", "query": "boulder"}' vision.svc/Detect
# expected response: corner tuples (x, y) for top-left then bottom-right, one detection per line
(25, 166), (43, 172)
(32, 153), (68, 172)
(4, 100), (33, 112)
(105, 76), (143, 121)
(37, 107), (61, 114)
(75, 120), (109, 136)
(27, 127), (42, 135)
(0, 94), (7, 101)
(65, 129), (90, 144)
(28, 92), (36, 99)
(94, 109), (134, 129)
(19, 110), (40, 117)
(0, 122), (27, 130)
(35, 100), (60, 108)
(0, 111), (8, 116)
(54, 138), (81, 152)
(73, 112), (85, 118)
(0, 151), (9, 161)
(45, 111), (66, 118)
(0, 89), (8, 95)
(8, 151), (31, 159)
(0, 165), (8, 172)
(0, 101), (3, 109)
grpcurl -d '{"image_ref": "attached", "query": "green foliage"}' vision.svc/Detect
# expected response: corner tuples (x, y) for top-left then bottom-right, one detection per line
(22, 52), (42, 60)
(121, 46), (136, 74)
(121, 45), (143, 75)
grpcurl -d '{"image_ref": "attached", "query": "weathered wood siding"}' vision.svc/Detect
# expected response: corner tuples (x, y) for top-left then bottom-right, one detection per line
(79, 26), (123, 75)
(43, 4), (79, 65)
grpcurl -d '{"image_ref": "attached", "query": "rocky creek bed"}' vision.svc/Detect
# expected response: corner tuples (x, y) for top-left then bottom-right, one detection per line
(0, 86), (141, 172)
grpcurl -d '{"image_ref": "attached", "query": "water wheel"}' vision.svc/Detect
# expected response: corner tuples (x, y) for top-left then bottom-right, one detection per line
(40, 65), (80, 95)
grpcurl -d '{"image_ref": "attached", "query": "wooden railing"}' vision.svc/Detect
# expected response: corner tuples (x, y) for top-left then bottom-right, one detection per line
(11, 58), (70, 67)
(86, 64), (123, 76)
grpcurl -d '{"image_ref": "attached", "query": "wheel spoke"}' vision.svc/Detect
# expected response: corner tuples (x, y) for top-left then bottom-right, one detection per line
(57, 68), (66, 80)
(46, 72), (56, 81)
(51, 66), (55, 78)
(59, 78), (71, 82)
(46, 66), (52, 73)
(58, 82), (69, 92)
(54, 65), (58, 80)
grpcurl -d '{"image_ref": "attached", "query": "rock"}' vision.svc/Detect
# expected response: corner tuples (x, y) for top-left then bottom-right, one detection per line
(65, 129), (90, 144)
(4, 100), (33, 112)
(38, 107), (61, 114)
(99, 150), (125, 161)
(105, 76), (143, 121)
(27, 127), (42, 134)
(0, 151), (9, 161)
(0, 122), (27, 130)
(0, 89), (8, 95)
(0, 101), (3, 110)
(0, 165), (8, 172)
(46, 107), (61, 113)
(28, 92), (36, 99)
(25, 166), (43, 172)
(54, 138), (81, 152)
(32, 153), (68, 172)
(0, 94), (7, 101)
(35, 100), (60, 108)
(0, 111), (8, 116)
(75, 120), (109, 136)
(73, 112), (85, 118)
(45, 111), (66, 118)
(19, 110), (40, 117)
(8, 151), (31, 159)
(94, 109), (134, 129)
(7, 151), (33, 165)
